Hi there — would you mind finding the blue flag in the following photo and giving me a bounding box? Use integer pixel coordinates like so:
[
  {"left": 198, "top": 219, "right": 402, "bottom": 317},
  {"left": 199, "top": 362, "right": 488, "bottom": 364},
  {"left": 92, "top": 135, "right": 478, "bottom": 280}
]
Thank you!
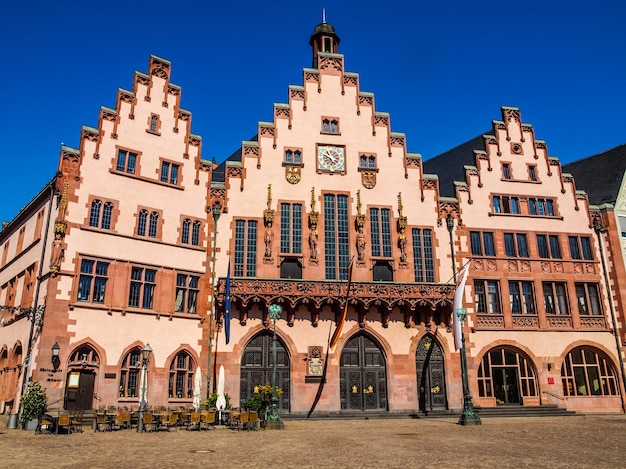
[{"left": 225, "top": 260, "right": 231, "bottom": 345}]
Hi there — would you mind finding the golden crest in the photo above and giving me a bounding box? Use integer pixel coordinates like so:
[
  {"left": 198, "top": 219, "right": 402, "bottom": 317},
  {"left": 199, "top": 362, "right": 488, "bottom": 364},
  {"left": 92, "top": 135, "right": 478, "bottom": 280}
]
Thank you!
[
  {"left": 361, "top": 170, "right": 376, "bottom": 189},
  {"left": 285, "top": 166, "right": 301, "bottom": 184}
]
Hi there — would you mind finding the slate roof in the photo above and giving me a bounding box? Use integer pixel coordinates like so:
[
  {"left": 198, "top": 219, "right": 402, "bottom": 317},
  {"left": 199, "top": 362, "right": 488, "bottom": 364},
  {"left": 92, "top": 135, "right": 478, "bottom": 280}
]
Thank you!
[
  {"left": 211, "top": 135, "right": 257, "bottom": 183},
  {"left": 422, "top": 133, "right": 488, "bottom": 198},
  {"left": 562, "top": 143, "right": 626, "bottom": 206}
]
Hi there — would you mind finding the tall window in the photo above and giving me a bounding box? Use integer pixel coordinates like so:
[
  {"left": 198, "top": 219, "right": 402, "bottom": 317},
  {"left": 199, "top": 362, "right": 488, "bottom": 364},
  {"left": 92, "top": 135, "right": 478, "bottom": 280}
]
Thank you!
[
  {"left": 89, "top": 200, "right": 113, "bottom": 229},
  {"left": 138, "top": 210, "right": 147, "bottom": 236},
  {"left": 138, "top": 210, "right": 159, "bottom": 238},
  {"left": 528, "top": 197, "right": 555, "bottom": 216},
  {"left": 234, "top": 220, "right": 257, "bottom": 277},
  {"left": 502, "top": 163, "right": 512, "bottom": 180},
  {"left": 537, "top": 234, "right": 562, "bottom": 259},
  {"left": 150, "top": 115, "right": 159, "bottom": 133},
  {"left": 191, "top": 221, "right": 201, "bottom": 246},
  {"left": 160, "top": 161, "right": 180, "bottom": 185},
  {"left": 280, "top": 203, "right": 302, "bottom": 254},
  {"left": 575, "top": 283, "right": 602, "bottom": 316},
  {"left": 412, "top": 228, "right": 434, "bottom": 282},
  {"left": 562, "top": 347, "right": 618, "bottom": 397},
  {"left": 493, "top": 195, "right": 520, "bottom": 214},
  {"left": 470, "top": 231, "right": 495, "bottom": 256},
  {"left": 528, "top": 165, "right": 538, "bottom": 181},
  {"left": 182, "top": 219, "right": 191, "bottom": 244},
  {"left": 474, "top": 280, "right": 501, "bottom": 314},
  {"left": 543, "top": 282, "right": 570, "bottom": 315},
  {"left": 116, "top": 149, "right": 137, "bottom": 174},
  {"left": 169, "top": 351, "right": 195, "bottom": 399},
  {"left": 119, "top": 349, "right": 141, "bottom": 398},
  {"left": 324, "top": 194, "right": 350, "bottom": 280},
  {"left": 129, "top": 267, "right": 156, "bottom": 309},
  {"left": 509, "top": 280, "right": 536, "bottom": 314},
  {"left": 77, "top": 259, "right": 109, "bottom": 303},
  {"left": 370, "top": 208, "right": 392, "bottom": 258},
  {"left": 569, "top": 236, "right": 593, "bottom": 260},
  {"left": 504, "top": 233, "right": 529, "bottom": 257},
  {"left": 175, "top": 274, "right": 199, "bottom": 314}
]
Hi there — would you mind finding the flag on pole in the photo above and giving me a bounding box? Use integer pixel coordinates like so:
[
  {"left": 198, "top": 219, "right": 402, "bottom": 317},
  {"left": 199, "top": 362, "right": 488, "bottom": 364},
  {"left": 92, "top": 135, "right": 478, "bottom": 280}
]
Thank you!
[
  {"left": 453, "top": 261, "right": 470, "bottom": 351},
  {"left": 224, "top": 260, "right": 231, "bottom": 345},
  {"left": 329, "top": 257, "right": 354, "bottom": 350}
]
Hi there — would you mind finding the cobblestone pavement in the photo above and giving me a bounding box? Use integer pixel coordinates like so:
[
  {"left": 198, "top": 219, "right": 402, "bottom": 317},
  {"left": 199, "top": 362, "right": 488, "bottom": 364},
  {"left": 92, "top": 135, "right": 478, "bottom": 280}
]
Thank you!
[{"left": 1, "top": 414, "right": 625, "bottom": 468}]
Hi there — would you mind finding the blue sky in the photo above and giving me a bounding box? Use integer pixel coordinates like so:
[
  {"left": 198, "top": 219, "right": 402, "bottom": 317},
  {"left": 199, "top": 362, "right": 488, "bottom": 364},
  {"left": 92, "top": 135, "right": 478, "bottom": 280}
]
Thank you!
[{"left": 1, "top": 1, "right": 624, "bottom": 223}]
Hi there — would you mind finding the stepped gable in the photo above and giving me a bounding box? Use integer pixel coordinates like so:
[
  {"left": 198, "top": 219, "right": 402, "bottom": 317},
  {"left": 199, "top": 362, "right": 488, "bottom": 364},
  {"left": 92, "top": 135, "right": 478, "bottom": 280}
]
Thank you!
[{"left": 563, "top": 143, "right": 626, "bottom": 206}]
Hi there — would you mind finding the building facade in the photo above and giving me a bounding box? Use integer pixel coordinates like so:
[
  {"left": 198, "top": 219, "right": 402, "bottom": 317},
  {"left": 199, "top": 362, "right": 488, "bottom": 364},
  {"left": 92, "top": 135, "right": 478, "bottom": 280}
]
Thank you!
[{"left": 0, "top": 21, "right": 624, "bottom": 420}]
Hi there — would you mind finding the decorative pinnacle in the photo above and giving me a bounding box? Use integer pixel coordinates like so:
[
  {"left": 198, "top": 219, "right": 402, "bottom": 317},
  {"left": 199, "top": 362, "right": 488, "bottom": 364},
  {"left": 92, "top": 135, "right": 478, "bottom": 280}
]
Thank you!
[
  {"left": 267, "top": 184, "right": 272, "bottom": 210},
  {"left": 398, "top": 193, "right": 403, "bottom": 217},
  {"left": 311, "top": 187, "right": 316, "bottom": 211},
  {"left": 357, "top": 190, "right": 362, "bottom": 216}
]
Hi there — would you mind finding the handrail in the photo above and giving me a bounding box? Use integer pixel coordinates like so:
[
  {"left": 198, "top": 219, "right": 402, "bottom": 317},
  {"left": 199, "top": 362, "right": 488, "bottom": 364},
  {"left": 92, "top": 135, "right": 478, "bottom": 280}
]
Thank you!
[{"left": 542, "top": 390, "right": 565, "bottom": 401}]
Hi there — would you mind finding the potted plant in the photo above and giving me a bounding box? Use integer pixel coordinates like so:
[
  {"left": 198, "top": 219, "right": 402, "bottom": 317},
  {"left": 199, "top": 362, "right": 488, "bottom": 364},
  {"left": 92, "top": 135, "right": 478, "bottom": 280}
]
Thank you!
[
  {"left": 203, "top": 392, "right": 231, "bottom": 409},
  {"left": 19, "top": 381, "right": 48, "bottom": 430}
]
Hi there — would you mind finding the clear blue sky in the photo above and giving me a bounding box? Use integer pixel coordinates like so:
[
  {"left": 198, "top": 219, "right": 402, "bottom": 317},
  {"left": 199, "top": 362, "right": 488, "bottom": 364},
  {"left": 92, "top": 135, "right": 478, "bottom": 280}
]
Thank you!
[{"left": 1, "top": 1, "right": 624, "bottom": 223}]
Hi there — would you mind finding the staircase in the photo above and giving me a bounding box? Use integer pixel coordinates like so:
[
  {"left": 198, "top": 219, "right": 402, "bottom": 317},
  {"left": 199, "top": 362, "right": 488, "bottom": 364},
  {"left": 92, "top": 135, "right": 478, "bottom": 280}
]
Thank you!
[{"left": 417, "top": 404, "right": 577, "bottom": 419}]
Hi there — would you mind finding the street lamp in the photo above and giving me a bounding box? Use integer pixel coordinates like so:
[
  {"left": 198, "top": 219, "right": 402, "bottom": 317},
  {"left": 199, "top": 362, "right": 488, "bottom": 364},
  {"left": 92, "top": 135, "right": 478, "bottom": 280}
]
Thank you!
[
  {"left": 137, "top": 343, "right": 153, "bottom": 433},
  {"left": 266, "top": 304, "right": 284, "bottom": 430},
  {"left": 51, "top": 342, "right": 60, "bottom": 370},
  {"left": 208, "top": 200, "right": 222, "bottom": 396},
  {"left": 447, "top": 215, "right": 481, "bottom": 426}
]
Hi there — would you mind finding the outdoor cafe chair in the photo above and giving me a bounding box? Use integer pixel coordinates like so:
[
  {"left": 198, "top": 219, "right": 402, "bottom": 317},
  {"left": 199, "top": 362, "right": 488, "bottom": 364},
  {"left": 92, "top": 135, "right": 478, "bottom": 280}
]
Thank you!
[
  {"left": 36, "top": 414, "right": 55, "bottom": 434},
  {"left": 141, "top": 412, "right": 156, "bottom": 432},
  {"left": 163, "top": 412, "right": 179, "bottom": 432},
  {"left": 247, "top": 410, "right": 260, "bottom": 430},
  {"left": 228, "top": 410, "right": 241, "bottom": 431},
  {"left": 200, "top": 410, "right": 216, "bottom": 430},
  {"left": 70, "top": 411, "right": 84, "bottom": 433},
  {"left": 187, "top": 412, "right": 201, "bottom": 431},
  {"left": 56, "top": 412, "right": 71, "bottom": 434}
]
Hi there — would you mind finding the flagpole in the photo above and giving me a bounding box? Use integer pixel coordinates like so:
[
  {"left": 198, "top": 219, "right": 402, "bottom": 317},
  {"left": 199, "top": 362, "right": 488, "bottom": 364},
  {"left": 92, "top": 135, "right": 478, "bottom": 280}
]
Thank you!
[{"left": 447, "top": 215, "right": 481, "bottom": 426}]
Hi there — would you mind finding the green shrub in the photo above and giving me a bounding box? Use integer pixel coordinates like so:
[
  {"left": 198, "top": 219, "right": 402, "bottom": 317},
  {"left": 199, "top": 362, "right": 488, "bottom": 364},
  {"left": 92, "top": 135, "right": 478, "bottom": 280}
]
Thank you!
[{"left": 19, "top": 381, "right": 47, "bottom": 429}]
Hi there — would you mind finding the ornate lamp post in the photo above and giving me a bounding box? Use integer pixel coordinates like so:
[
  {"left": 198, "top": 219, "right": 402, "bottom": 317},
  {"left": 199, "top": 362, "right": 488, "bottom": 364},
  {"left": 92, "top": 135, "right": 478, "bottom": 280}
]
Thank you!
[
  {"left": 136, "top": 343, "right": 153, "bottom": 433},
  {"left": 208, "top": 200, "right": 222, "bottom": 396},
  {"left": 266, "top": 303, "right": 284, "bottom": 430},
  {"left": 447, "top": 215, "right": 481, "bottom": 426}
]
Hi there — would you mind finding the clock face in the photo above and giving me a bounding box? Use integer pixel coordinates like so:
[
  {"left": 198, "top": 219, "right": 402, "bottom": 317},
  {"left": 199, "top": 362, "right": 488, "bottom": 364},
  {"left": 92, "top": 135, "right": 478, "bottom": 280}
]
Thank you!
[{"left": 317, "top": 146, "right": 345, "bottom": 172}]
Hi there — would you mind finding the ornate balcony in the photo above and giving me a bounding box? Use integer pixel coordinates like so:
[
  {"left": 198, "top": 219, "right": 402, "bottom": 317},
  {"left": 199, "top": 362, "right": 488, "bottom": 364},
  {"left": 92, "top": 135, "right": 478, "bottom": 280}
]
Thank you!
[{"left": 215, "top": 277, "right": 455, "bottom": 327}]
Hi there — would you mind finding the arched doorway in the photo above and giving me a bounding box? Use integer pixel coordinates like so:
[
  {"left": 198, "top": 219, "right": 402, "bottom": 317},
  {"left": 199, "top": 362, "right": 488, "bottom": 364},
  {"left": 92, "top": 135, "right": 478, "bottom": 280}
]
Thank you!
[
  {"left": 64, "top": 345, "right": 99, "bottom": 410},
  {"left": 340, "top": 333, "right": 388, "bottom": 412},
  {"left": 477, "top": 346, "right": 538, "bottom": 405},
  {"left": 415, "top": 335, "right": 447, "bottom": 412},
  {"left": 240, "top": 332, "right": 290, "bottom": 411}
]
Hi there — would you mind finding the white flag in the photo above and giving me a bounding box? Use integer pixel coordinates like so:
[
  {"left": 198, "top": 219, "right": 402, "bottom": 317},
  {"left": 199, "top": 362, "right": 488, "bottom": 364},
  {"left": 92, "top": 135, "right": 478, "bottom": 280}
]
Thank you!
[{"left": 453, "top": 262, "right": 470, "bottom": 351}]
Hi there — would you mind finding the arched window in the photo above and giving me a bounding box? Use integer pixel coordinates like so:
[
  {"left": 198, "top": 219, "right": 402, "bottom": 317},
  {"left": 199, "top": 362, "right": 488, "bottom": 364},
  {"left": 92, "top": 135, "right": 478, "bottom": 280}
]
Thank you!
[
  {"left": 285, "top": 150, "right": 293, "bottom": 164},
  {"left": 322, "top": 119, "right": 330, "bottom": 133},
  {"left": 192, "top": 221, "right": 201, "bottom": 246},
  {"left": 148, "top": 212, "right": 158, "bottom": 238},
  {"left": 119, "top": 348, "right": 141, "bottom": 398},
  {"left": 138, "top": 210, "right": 148, "bottom": 236},
  {"left": 561, "top": 346, "right": 619, "bottom": 396},
  {"left": 150, "top": 115, "right": 158, "bottom": 133},
  {"left": 477, "top": 347, "right": 538, "bottom": 405},
  {"left": 68, "top": 345, "right": 100, "bottom": 366},
  {"left": 330, "top": 120, "right": 338, "bottom": 133},
  {"left": 102, "top": 202, "right": 113, "bottom": 229},
  {"left": 89, "top": 200, "right": 102, "bottom": 227},
  {"left": 293, "top": 150, "right": 301, "bottom": 165},
  {"left": 182, "top": 219, "right": 191, "bottom": 244},
  {"left": 169, "top": 351, "right": 194, "bottom": 399}
]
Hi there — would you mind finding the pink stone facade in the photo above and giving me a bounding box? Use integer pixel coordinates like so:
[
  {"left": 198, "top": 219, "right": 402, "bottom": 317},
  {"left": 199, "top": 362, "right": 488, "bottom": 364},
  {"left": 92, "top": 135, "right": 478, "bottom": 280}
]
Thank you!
[{"left": 0, "top": 23, "right": 624, "bottom": 418}]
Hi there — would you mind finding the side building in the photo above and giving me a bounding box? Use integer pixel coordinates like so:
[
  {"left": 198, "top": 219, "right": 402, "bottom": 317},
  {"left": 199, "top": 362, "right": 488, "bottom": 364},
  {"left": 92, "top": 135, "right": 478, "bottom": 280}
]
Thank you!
[
  {"left": 425, "top": 108, "right": 625, "bottom": 413},
  {"left": 0, "top": 55, "right": 214, "bottom": 418}
]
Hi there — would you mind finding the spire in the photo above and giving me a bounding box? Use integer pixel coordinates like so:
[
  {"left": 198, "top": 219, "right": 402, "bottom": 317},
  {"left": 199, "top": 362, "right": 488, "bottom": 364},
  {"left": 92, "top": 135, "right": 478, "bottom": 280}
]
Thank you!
[{"left": 309, "top": 14, "right": 340, "bottom": 68}]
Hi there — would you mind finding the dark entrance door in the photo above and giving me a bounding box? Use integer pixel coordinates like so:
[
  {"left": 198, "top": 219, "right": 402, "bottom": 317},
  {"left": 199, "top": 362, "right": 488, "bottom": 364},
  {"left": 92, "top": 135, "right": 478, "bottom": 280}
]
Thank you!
[
  {"left": 415, "top": 335, "right": 447, "bottom": 412},
  {"left": 340, "top": 334, "right": 387, "bottom": 412},
  {"left": 240, "top": 332, "right": 290, "bottom": 411},
  {"left": 64, "top": 371, "right": 95, "bottom": 410},
  {"left": 493, "top": 367, "right": 520, "bottom": 405}
]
